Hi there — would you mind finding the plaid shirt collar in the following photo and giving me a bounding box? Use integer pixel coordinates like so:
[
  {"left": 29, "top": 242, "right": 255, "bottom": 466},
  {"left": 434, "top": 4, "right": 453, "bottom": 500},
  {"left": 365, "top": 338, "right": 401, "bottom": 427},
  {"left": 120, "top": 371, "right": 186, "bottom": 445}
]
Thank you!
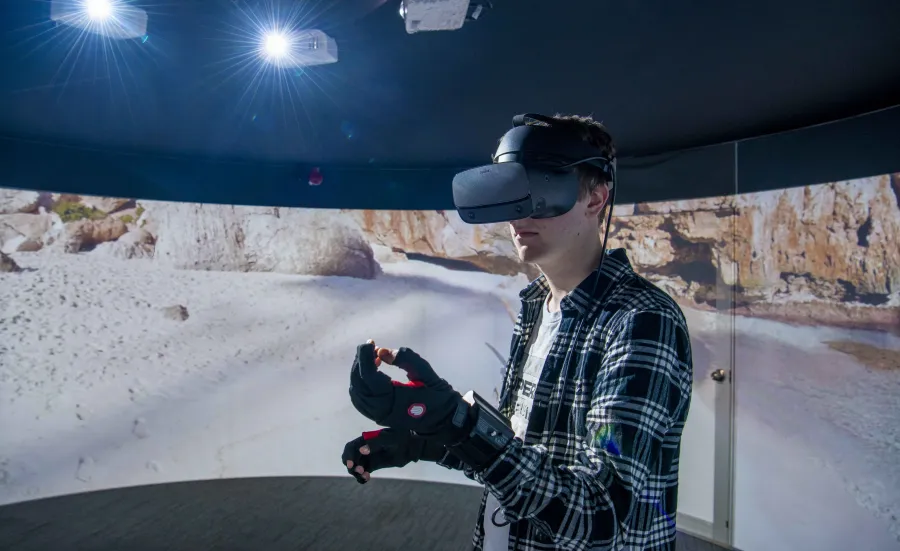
[{"left": 517, "top": 247, "right": 634, "bottom": 315}]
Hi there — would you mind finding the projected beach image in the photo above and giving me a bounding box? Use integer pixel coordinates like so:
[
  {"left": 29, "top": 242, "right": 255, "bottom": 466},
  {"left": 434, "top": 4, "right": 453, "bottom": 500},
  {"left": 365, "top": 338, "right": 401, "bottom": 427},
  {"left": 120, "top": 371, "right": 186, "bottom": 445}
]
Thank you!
[{"left": 1, "top": 174, "right": 898, "bottom": 551}]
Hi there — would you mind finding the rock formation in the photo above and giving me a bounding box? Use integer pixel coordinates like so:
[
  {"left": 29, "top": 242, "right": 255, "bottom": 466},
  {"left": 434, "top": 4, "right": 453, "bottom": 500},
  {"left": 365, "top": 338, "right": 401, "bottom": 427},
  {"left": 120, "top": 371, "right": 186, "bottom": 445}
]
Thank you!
[
  {"left": 0, "top": 189, "right": 45, "bottom": 215},
  {"left": 92, "top": 228, "right": 155, "bottom": 260},
  {"left": 0, "top": 251, "right": 21, "bottom": 273},
  {"left": 344, "top": 209, "right": 542, "bottom": 280},
  {"left": 0, "top": 212, "right": 58, "bottom": 254},
  {"left": 0, "top": 193, "right": 129, "bottom": 254},
  {"left": 161, "top": 305, "right": 190, "bottom": 321},
  {"left": 77, "top": 196, "right": 135, "bottom": 215},
  {"left": 62, "top": 218, "right": 129, "bottom": 252},
  {"left": 143, "top": 201, "right": 379, "bottom": 279}
]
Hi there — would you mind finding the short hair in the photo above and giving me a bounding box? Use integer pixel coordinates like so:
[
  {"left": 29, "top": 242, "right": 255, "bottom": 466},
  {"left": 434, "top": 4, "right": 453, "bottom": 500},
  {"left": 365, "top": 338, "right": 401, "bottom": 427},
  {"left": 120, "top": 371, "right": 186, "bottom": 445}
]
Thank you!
[{"left": 547, "top": 114, "right": 617, "bottom": 198}]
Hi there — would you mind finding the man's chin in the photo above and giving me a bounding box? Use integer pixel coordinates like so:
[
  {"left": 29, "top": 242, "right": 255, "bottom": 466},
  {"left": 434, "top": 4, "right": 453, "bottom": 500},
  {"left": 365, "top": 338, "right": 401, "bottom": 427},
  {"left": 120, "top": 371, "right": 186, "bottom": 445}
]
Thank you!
[{"left": 516, "top": 247, "right": 544, "bottom": 264}]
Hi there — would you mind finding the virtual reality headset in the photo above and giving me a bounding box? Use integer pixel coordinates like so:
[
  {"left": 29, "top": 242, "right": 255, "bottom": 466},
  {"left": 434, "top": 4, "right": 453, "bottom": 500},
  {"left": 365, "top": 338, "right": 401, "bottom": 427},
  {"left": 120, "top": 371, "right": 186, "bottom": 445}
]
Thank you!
[{"left": 452, "top": 113, "right": 616, "bottom": 225}]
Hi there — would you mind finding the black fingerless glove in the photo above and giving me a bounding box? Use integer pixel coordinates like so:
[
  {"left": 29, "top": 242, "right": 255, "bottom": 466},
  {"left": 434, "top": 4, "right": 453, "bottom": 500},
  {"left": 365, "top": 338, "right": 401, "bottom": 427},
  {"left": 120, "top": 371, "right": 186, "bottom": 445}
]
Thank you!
[
  {"left": 349, "top": 344, "right": 473, "bottom": 445},
  {"left": 341, "top": 428, "right": 449, "bottom": 484}
]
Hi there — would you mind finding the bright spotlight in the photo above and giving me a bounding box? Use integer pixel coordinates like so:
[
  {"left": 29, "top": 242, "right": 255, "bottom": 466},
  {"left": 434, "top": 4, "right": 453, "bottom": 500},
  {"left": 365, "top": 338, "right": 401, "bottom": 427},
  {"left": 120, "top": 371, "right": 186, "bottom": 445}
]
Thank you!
[
  {"left": 257, "top": 29, "right": 338, "bottom": 68},
  {"left": 263, "top": 32, "right": 291, "bottom": 60},
  {"left": 50, "top": 0, "right": 148, "bottom": 39},
  {"left": 84, "top": 0, "right": 113, "bottom": 21}
]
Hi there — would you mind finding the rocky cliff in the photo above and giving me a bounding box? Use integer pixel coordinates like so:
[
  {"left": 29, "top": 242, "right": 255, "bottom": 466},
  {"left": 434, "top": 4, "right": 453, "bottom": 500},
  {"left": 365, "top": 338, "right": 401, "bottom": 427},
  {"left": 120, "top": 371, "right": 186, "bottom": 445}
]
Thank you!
[
  {"left": 350, "top": 175, "right": 900, "bottom": 333},
  {"left": 605, "top": 174, "right": 900, "bottom": 332},
  {"left": 341, "top": 209, "right": 542, "bottom": 280},
  {"left": 0, "top": 191, "right": 379, "bottom": 279},
  {"left": 1, "top": 174, "right": 897, "bottom": 332}
]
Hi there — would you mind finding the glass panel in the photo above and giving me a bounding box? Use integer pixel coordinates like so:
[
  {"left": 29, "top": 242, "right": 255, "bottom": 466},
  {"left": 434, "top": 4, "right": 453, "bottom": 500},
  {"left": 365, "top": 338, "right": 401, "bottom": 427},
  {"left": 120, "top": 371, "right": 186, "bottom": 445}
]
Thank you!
[
  {"left": 608, "top": 193, "right": 736, "bottom": 530},
  {"left": 731, "top": 171, "right": 900, "bottom": 551}
]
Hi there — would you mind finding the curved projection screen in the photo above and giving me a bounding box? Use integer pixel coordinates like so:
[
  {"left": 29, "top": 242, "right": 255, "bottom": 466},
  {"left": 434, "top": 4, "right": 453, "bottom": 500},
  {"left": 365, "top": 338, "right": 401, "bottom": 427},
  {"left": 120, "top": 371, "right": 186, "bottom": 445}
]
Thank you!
[{"left": 1, "top": 175, "right": 899, "bottom": 551}]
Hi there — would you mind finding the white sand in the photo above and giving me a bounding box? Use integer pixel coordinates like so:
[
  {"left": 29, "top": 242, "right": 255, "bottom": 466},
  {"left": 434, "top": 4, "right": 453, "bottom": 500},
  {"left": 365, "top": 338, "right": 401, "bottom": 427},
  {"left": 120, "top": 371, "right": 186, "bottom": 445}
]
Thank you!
[
  {"left": 1, "top": 250, "right": 898, "bottom": 551},
  {"left": 731, "top": 317, "right": 900, "bottom": 551},
  {"left": 681, "top": 306, "right": 900, "bottom": 550},
  {"left": 0, "top": 251, "right": 517, "bottom": 504}
]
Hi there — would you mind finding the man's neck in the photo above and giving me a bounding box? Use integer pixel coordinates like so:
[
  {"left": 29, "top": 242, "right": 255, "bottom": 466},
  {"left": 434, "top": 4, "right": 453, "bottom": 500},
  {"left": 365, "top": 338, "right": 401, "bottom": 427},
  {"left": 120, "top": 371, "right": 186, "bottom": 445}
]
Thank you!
[{"left": 540, "top": 240, "right": 606, "bottom": 313}]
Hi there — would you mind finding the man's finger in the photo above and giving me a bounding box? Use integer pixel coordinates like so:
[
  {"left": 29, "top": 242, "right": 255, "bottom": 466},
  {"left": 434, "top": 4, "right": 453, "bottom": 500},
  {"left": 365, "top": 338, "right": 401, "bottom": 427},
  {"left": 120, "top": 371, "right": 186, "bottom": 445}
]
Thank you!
[
  {"left": 366, "top": 340, "right": 383, "bottom": 367},
  {"left": 354, "top": 343, "right": 392, "bottom": 393},
  {"left": 376, "top": 347, "right": 398, "bottom": 365},
  {"left": 342, "top": 437, "right": 363, "bottom": 463},
  {"left": 343, "top": 436, "right": 371, "bottom": 484},
  {"left": 351, "top": 470, "right": 368, "bottom": 484}
]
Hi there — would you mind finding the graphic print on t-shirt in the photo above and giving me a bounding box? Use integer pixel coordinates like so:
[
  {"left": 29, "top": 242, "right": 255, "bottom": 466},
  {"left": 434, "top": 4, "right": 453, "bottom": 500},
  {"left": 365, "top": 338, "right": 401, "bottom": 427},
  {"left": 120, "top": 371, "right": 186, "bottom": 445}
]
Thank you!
[
  {"left": 510, "top": 299, "right": 563, "bottom": 439},
  {"left": 482, "top": 296, "right": 563, "bottom": 551}
]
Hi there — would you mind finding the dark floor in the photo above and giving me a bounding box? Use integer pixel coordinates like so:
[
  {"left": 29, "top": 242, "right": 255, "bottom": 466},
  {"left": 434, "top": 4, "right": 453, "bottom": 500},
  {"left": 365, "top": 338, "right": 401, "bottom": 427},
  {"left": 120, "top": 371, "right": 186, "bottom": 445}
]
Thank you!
[{"left": 0, "top": 477, "right": 729, "bottom": 550}]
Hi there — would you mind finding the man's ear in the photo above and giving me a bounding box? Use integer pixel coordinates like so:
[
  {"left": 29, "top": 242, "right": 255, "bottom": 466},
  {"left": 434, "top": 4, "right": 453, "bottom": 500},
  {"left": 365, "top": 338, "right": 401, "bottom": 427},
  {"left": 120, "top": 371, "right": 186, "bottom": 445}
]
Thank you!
[{"left": 584, "top": 184, "right": 609, "bottom": 218}]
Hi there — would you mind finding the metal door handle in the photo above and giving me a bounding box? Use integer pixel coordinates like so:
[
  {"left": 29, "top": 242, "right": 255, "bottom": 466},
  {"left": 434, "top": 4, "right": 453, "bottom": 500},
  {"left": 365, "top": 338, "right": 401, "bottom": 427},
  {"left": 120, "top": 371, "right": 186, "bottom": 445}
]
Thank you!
[{"left": 710, "top": 369, "right": 727, "bottom": 383}]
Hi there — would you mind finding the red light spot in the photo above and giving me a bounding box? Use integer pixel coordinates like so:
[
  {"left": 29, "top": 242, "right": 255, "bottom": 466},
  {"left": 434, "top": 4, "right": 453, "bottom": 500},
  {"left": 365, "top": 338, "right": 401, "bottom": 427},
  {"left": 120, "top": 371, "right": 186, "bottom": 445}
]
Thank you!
[{"left": 308, "top": 167, "right": 323, "bottom": 186}]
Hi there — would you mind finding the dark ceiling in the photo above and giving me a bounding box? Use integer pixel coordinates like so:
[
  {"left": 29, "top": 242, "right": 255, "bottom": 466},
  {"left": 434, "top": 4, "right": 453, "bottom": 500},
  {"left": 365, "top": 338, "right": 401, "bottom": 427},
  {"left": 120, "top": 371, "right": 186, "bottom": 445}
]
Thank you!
[{"left": 0, "top": 0, "right": 899, "bottom": 167}]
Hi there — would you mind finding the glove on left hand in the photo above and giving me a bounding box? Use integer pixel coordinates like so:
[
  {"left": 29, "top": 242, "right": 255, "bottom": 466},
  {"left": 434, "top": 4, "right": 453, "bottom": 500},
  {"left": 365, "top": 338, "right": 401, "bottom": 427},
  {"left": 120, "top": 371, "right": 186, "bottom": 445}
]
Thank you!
[{"left": 341, "top": 428, "right": 449, "bottom": 485}]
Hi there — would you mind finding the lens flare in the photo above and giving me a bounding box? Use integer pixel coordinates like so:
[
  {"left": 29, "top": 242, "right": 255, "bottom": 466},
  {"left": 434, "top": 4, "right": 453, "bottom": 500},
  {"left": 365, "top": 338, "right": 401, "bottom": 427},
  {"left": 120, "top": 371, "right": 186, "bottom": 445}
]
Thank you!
[
  {"left": 594, "top": 425, "right": 620, "bottom": 455},
  {"left": 200, "top": 0, "right": 344, "bottom": 155}
]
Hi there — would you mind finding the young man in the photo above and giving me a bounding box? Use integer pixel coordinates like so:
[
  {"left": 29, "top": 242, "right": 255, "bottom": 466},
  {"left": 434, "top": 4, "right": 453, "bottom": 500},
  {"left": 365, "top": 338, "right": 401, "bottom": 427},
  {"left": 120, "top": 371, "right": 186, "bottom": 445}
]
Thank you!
[{"left": 344, "top": 114, "right": 694, "bottom": 551}]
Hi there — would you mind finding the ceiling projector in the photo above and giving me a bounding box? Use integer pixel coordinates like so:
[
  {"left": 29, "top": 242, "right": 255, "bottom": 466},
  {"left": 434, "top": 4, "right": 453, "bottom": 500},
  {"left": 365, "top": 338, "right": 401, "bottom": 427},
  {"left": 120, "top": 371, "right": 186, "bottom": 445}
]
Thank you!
[
  {"left": 399, "top": 0, "right": 490, "bottom": 34},
  {"left": 261, "top": 29, "right": 338, "bottom": 68}
]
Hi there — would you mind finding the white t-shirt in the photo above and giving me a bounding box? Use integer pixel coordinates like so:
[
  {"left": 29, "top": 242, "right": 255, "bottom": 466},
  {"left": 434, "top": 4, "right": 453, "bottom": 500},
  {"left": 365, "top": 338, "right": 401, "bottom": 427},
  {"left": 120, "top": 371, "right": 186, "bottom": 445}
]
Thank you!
[{"left": 483, "top": 296, "right": 563, "bottom": 551}]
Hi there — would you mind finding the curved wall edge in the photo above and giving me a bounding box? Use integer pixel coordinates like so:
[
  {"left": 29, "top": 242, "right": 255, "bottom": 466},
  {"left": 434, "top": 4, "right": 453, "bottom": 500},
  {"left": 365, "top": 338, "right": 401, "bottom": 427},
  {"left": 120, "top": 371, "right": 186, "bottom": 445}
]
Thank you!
[{"left": 0, "top": 105, "right": 897, "bottom": 208}]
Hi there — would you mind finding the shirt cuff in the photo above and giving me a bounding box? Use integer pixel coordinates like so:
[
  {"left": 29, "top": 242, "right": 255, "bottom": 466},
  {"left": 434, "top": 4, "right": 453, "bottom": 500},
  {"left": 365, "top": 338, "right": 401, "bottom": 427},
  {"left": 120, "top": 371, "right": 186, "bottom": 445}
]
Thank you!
[{"left": 474, "top": 437, "right": 523, "bottom": 487}]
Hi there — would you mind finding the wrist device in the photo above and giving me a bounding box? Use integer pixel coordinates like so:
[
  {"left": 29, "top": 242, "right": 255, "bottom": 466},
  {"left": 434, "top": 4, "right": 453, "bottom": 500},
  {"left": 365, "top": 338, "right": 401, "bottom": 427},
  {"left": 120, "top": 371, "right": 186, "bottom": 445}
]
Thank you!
[{"left": 444, "top": 390, "right": 515, "bottom": 471}]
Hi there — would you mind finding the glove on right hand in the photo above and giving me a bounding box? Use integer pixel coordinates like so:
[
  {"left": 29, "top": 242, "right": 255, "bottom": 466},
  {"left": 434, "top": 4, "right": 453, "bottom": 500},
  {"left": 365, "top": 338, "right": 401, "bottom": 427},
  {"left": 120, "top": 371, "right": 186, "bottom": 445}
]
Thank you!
[
  {"left": 342, "top": 428, "right": 447, "bottom": 485},
  {"left": 349, "top": 343, "right": 468, "bottom": 443}
]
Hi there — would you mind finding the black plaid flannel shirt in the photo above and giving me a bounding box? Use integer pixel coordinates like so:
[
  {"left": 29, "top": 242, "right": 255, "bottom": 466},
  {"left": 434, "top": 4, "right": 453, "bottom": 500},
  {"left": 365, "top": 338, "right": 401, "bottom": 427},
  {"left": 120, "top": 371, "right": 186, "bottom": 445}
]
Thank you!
[{"left": 439, "top": 248, "right": 694, "bottom": 551}]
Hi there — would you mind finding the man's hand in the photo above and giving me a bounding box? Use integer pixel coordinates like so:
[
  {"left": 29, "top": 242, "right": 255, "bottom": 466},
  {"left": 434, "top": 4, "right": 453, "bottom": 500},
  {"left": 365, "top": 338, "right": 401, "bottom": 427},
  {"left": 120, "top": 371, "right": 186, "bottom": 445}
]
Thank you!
[
  {"left": 348, "top": 341, "right": 472, "bottom": 443},
  {"left": 341, "top": 428, "right": 448, "bottom": 484}
]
